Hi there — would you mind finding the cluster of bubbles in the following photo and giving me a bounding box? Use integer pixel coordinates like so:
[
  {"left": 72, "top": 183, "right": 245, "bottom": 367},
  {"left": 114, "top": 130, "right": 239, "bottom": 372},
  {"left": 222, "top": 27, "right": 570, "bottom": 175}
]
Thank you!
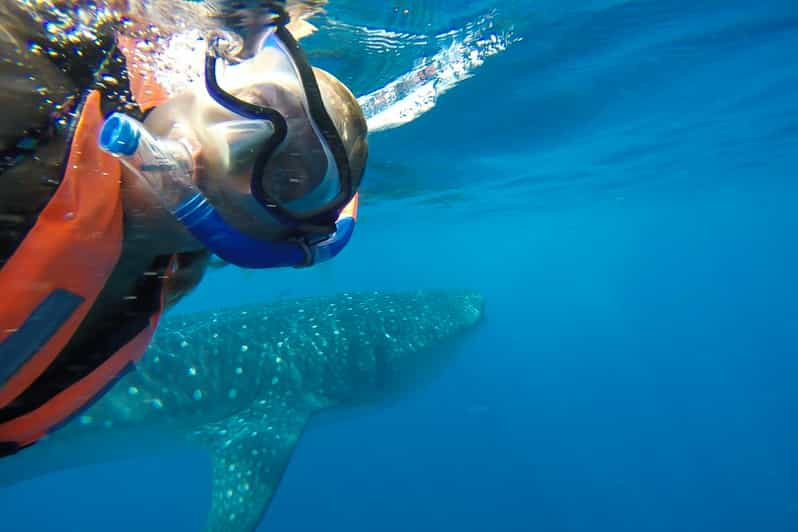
[
  {"left": 13, "top": 1, "right": 322, "bottom": 100},
  {"left": 11, "top": 1, "right": 517, "bottom": 133},
  {"left": 17, "top": 0, "right": 121, "bottom": 45},
  {"left": 13, "top": 0, "right": 225, "bottom": 112},
  {"left": 358, "top": 10, "right": 520, "bottom": 132}
]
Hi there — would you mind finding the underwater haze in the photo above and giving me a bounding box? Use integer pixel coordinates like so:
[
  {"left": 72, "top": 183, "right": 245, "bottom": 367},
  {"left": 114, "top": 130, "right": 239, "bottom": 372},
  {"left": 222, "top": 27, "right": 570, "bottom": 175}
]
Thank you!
[{"left": 2, "top": 0, "right": 798, "bottom": 531}]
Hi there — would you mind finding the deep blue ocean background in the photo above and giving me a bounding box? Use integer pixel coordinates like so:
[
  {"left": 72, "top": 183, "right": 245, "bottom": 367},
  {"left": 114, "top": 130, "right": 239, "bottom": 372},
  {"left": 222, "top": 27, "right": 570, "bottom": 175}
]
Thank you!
[{"left": 2, "top": 0, "right": 798, "bottom": 530}]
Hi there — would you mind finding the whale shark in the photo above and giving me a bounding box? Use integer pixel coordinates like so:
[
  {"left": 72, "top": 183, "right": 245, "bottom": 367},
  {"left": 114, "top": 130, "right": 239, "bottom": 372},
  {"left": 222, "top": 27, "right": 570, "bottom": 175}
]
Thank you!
[{"left": 0, "top": 289, "right": 484, "bottom": 531}]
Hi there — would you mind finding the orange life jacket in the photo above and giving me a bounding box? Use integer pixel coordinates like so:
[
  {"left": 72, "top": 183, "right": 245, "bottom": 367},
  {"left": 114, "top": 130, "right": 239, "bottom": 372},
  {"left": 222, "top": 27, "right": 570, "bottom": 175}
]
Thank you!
[{"left": 0, "top": 41, "right": 171, "bottom": 455}]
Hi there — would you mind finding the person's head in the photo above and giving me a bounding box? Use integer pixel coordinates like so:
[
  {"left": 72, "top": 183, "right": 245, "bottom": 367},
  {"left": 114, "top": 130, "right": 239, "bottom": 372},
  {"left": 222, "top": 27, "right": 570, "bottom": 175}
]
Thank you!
[{"left": 142, "top": 27, "right": 367, "bottom": 245}]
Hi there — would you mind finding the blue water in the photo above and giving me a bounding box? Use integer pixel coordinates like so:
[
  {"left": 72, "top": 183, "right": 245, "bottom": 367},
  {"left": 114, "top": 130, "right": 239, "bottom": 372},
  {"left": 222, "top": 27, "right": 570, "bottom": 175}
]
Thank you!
[{"left": 3, "top": 0, "right": 798, "bottom": 530}]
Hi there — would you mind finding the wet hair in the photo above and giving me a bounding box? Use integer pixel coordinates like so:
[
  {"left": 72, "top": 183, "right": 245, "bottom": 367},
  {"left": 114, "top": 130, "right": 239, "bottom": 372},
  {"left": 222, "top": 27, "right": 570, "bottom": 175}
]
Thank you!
[{"left": 313, "top": 68, "right": 369, "bottom": 192}]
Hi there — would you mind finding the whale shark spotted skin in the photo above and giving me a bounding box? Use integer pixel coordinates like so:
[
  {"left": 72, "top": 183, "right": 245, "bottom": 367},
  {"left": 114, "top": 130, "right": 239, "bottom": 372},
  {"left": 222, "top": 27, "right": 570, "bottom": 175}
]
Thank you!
[{"left": 0, "top": 290, "right": 484, "bottom": 531}]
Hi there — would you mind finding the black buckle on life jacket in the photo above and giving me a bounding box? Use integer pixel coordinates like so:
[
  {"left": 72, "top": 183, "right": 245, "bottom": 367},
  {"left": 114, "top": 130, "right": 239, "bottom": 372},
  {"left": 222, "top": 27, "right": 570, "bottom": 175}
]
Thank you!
[
  {"left": 0, "top": 132, "right": 45, "bottom": 176},
  {"left": 0, "top": 440, "right": 23, "bottom": 458}
]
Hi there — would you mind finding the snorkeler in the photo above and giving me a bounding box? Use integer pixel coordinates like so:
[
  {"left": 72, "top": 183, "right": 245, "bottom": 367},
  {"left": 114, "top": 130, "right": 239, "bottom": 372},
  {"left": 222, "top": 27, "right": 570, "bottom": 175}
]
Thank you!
[{"left": 0, "top": 1, "right": 367, "bottom": 455}]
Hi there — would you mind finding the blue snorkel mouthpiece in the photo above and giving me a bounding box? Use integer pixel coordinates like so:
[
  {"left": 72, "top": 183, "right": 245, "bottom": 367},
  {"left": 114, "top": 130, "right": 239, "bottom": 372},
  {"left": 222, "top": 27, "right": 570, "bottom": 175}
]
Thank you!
[
  {"left": 98, "top": 113, "right": 354, "bottom": 268},
  {"left": 99, "top": 114, "right": 140, "bottom": 156}
]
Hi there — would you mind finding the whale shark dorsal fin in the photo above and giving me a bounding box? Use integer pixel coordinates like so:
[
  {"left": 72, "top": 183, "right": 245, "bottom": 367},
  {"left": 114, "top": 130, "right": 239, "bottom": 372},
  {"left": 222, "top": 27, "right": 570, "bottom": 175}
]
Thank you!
[{"left": 189, "top": 405, "right": 311, "bottom": 531}]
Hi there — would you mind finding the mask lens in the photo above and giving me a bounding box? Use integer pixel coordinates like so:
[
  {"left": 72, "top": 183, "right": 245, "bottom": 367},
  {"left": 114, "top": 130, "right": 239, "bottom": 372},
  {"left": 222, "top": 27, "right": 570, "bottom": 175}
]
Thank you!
[{"left": 208, "top": 31, "right": 344, "bottom": 219}]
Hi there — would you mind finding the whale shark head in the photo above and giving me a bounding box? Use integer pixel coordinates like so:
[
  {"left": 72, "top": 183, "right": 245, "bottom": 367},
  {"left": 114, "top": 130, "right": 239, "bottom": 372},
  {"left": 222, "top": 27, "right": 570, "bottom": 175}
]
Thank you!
[
  {"left": 295, "top": 289, "right": 485, "bottom": 407},
  {"left": 0, "top": 289, "right": 484, "bottom": 532}
]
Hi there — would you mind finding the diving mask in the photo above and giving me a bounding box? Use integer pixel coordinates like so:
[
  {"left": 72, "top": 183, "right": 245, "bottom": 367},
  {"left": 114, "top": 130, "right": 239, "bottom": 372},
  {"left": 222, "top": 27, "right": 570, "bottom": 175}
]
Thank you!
[
  {"left": 99, "top": 113, "right": 356, "bottom": 269},
  {"left": 204, "top": 24, "right": 353, "bottom": 229}
]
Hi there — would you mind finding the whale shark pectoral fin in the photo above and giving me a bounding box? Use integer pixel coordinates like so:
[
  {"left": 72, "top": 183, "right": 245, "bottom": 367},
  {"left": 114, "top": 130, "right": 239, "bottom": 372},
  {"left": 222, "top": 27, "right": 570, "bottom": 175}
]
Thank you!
[{"left": 189, "top": 406, "right": 311, "bottom": 532}]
